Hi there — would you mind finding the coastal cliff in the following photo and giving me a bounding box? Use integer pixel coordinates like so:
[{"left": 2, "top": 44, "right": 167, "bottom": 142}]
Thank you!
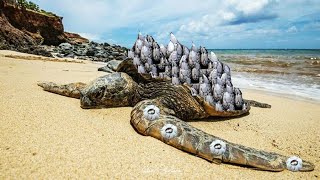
[{"left": 0, "top": 0, "right": 88, "bottom": 51}]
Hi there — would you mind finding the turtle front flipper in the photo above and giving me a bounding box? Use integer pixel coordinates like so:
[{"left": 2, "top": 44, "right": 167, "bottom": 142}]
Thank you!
[
  {"left": 131, "top": 98, "right": 314, "bottom": 172},
  {"left": 38, "top": 82, "right": 86, "bottom": 99}
]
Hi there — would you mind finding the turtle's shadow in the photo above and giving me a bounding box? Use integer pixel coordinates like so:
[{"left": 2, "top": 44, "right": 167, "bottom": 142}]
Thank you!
[{"left": 187, "top": 112, "right": 250, "bottom": 123}]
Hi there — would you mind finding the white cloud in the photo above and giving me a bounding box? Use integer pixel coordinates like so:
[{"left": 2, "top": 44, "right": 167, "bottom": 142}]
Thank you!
[
  {"left": 33, "top": 0, "right": 320, "bottom": 48},
  {"left": 286, "top": 26, "right": 298, "bottom": 33},
  {"left": 77, "top": 33, "right": 102, "bottom": 42}
]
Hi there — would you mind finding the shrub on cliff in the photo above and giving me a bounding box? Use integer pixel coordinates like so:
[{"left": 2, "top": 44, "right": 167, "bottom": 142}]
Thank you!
[{"left": 13, "top": 0, "right": 55, "bottom": 16}]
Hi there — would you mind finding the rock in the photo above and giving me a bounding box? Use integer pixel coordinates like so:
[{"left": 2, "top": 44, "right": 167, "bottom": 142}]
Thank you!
[
  {"left": 86, "top": 49, "right": 95, "bottom": 56},
  {"left": 0, "top": 1, "right": 88, "bottom": 55},
  {"left": 64, "top": 32, "right": 89, "bottom": 44},
  {"left": 20, "top": 45, "right": 52, "bottom": 57},
  {"left": 59, "top": 43, "right": 73, "bottom": 52}
]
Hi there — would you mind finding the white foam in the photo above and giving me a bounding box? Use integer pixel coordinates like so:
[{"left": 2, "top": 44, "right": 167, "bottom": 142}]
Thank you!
[{"left": 232, "top": 72, "right": 320, "bottom": 102}]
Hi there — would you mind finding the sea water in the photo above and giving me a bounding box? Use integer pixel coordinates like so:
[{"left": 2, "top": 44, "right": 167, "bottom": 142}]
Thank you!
[{"left": 209, "top": 49, "right": 320, "bottom": 102}]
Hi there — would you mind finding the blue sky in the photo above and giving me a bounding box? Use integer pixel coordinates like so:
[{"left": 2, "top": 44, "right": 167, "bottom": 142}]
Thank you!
[{"left": 33, "top": 0, "right": 320, "bottom": 49}]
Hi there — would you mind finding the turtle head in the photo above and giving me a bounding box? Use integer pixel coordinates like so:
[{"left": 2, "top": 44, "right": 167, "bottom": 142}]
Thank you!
[{"left": 80, "top": 72, "right": 137, "bottom": 109}]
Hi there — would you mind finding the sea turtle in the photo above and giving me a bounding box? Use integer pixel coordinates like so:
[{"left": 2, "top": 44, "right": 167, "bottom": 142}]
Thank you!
[{"left": 38, "top": 33, "right": 314, "bottom": 172}]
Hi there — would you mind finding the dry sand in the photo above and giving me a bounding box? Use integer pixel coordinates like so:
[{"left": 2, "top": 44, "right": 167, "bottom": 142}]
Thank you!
[{"left": 0, "top": 50, "right": 319, "bottom": 179}]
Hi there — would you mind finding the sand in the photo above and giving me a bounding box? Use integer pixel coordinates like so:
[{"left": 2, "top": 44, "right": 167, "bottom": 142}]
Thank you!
[{"left": 0, "top": 50, "right": 319, "bottom": 179}]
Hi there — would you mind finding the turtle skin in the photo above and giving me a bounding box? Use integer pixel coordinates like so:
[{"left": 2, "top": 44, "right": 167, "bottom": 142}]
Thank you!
[{"left": 37, "top": 59, "right": 314, "bottom": 172}]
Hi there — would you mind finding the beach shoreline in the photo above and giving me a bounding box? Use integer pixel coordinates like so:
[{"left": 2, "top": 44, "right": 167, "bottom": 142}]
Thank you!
[{"left": 0, "top": 50, "right": 319, "bottom": 179}]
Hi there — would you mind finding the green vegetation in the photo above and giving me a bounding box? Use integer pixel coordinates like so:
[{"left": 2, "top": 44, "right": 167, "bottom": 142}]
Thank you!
[{"left": 12, "top": 0, "right": 56, "bottom": 16}]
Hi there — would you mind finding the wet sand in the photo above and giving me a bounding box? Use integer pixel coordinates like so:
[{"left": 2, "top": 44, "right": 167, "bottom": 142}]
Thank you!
[{"left": 0, "top": 50, "right": 319, "bottom": 179}]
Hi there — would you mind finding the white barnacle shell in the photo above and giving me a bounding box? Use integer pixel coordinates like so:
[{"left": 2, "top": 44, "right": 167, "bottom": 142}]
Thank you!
[
  {"left": 192, "top": 83, "right": 200, "bottom": 91},
  {"left": 228, "top": 104, "right": 235, "bottom": 111},
  {"left": 160, "top": 44, "right": 167, "bottom": 57},
  {"left": 144, "top": 63, "right": 151, "bottom": 72},
  {"left": 216, "top": 61, "right": 223, "bottom": 75},
  {"left": 151, "top": 64, "right": 158, "bottom": 75},
  {"left": 135, "top": 39, "right": 143, "bottom": 54},
  {"left": 200, "top": 52, "right": 209, "bottom": 67},
  {"left": 215, "top": 101, "right": 223, "bottom": 112},
  {"left": 138, "top": 65, "right": 146, "bottom": 74},
  {"left": 224, "top": 64, "right": 230, "bottom": 74},
  {"left": 188, "top": 50, "right": 197, "bottom": 68},
  {"left": 153, "top": 47, "right": 161, "bottom": 62},
  {"left": 161, "top": 124, "right": 178, "bottom": 140},
  {"left": 191, "top": 67, "right": 200, "bottom": 81},
  {"left": 190, "top": 87, "right": 198, "bottom": 96},
  {"left": 209, "top": 69, "right": 218, "bottom": 84},
  {"left": 179, "top": 54, "right": 187, "bottom": 63},
  {"left": 140, "top": 45, "right": 150, "bottom": 63},
  {"left": 180, "top": 63, "right": 189, "bottom": 71},
  {"left": 172, "top": 66, "right": 180, "bottom": 76},
  {"left": 220, "top": 73, "right": 227, "bottom": 86},
  {"left": 209, "top": 52, "right": 218, "bottom": 62},
  {"left": 223, "top": 92, "right": 232, "bottom": 110},
  {"left": 169, "top": 51, "right": 178, "bottom": 63},
  {"left": 235, "top": 88, "right": 243, "bottom": 109},
  {"left": 133, "top": 57, "right": 141, "bottom": 66},
  {"left": 286, "top": 156, "right": 303, "bottom": 172},
  {"left": 191, "top": 42, "right": 197, "bottom": 52},
  {"left": 226, "top": 80, "right": 233, "bottom": 94},
  {"left": 202, "top": 74, "right": 209, "bottom": 84},
  {"left": 138, "top": 31, "right": 144, "bottom": 40},
  {"left": 205, "top": 95, "right": 214, "bottom": 105},
  {"left": 176, "top": 43, "right": 183, "bottom": 58},
  {"left": 128, "top": 50, "right": 134, "bottom": 59},
  {"left": 172, "top": 76, "right": 180, "bottom": 85},
  {"left": 199, "top": 82, "right": 211, "bottom": 97},
  {"left": 210, "top": 139, "right": 226, "bottom": 155},
  {"left": 167, "top": 41, "right": 175, "bottom": 54},
  {"left": 185, "top": 77, "right": 191, "bottom": 84},
  {"left": 170, "top": 32, "right": 178, "bottom": 44},
  {"left": 143, "top": 105, "right": 160, "bottom": 121},
  {"left": 213, "top": 83, "right": 223, "bottom": 101},
  {"left": 183, "top": 45, "right": 189, "bottom": 57}
]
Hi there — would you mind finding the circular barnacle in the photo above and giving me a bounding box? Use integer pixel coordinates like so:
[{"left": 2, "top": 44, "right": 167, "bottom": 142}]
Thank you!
[
  {"left": 286, "top": 156, "right": 302, "bottom": 172},
  {"left": 210, "top": 139, "right": 226, "bottom": 155},
  {"left": 143, "top": 105, "right": 160, "bottom": 121},
  {"left": 161, "top": 124, "right": 178, "bottom": 139}
]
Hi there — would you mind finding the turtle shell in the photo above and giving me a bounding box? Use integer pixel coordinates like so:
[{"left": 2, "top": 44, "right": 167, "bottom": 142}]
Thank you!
[{"left": 116, "top": 58, "right": 250, "bottom": 117}]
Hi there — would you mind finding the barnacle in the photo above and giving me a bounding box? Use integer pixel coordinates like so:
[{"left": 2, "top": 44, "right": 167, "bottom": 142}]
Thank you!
[
  {"left": 210, "top": 139, "right": 226, "bottom": 155},
  {"left": 286, "top": 156, "right": 302, "bottom": 172},
  {"left": 143, "top": 105, "right": 160, "bottom": 121},
  {"left": 161, "top": 124, "right": 178, "bottom": 139}
]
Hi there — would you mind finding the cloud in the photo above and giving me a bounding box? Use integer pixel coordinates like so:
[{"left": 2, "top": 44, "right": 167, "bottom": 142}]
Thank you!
[
  {"left": 286, "top": 26, "right": 298, "bottom": 33},
  {"left": 176, "top": 0, "right": 278, "bottom": 36},
  {"left": 227, "top": 13, "right": 277, "bottom": 25},
  {"left": 77, "top": 33, "right": 102, "bottom": 42},
  {"left": 33, "top": 0, "right": 320, "bottom": 48}
]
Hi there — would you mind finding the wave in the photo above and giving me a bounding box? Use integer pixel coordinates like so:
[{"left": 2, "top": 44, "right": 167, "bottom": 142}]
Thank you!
[{"left": 233, "top": 67, "right": 319, "bottom": 77}]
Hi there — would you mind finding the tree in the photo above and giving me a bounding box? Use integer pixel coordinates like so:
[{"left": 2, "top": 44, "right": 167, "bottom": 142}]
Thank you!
[
  {"left": 27, "top": 1, "right": 39, "bottom": 11},
  {"left": 17, "top": 0, "right": 27, "bottom": 7}
]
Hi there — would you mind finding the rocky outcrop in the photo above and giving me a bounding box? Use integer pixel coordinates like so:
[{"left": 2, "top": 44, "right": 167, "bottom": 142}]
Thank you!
[
  {"left": 47, "top": 42, "right": 128, "bottom": 62},
  {"left": 64, "top": 32, "right": 89, "bottom": 45},
  {"left": 0, "top": 1, "right": 88, "bottom": 56},
  {"left": 0, "top": 1, "right": 128, "bottom": 62}
]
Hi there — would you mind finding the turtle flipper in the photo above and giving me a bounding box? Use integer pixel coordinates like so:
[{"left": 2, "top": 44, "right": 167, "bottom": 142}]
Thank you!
[
  {"left": 244, "top": 99, "right": 271, "bottom": 108},
  {"left": 37, "top": 81, "right": 86, "bottom": 99},
  {"left": 131, "top": 98, "right": 314, "bottom": 172}
]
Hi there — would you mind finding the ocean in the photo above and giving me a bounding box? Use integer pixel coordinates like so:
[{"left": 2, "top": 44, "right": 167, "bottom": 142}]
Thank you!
[{"left": 209, "top": 49, "right": 320, "bottom": 102}]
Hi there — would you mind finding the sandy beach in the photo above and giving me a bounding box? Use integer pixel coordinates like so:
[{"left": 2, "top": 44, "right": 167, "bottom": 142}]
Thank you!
[{"left": 0, "top": 50, "right": 319, "bottom": 179}]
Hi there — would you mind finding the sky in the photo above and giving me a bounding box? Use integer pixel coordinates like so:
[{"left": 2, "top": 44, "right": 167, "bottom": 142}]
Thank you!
[{"left": 33, "top": 0, "right": 320, "bottom": 49}]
